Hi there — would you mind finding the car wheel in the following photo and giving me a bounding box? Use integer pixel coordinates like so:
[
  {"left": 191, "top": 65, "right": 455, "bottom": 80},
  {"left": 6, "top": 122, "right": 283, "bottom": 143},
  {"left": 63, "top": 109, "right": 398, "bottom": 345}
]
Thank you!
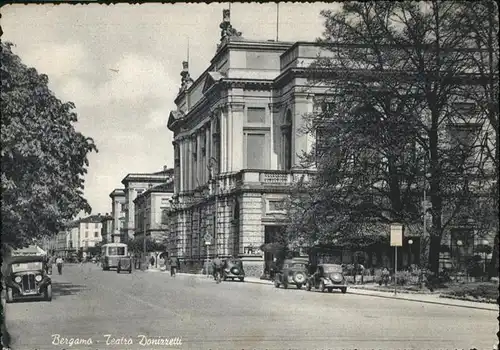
[
  {"left": 283, "top": 282, "right": 288, "bottom": 289},
  {"left": 239, "top": 277, "right": 244, "bottom": 282},
  {"left": 223, "top": 276, "right": 227, "bottom": 281},
  {"left": 319, "top": 280, "right": 326, "bottom": 292},
  {"left": 6, "top": 287, "right": 14, "bottom": 303},
  {"left": 274, "top": 279, "right": 280, "bottom": 288},
  {"left": 306, "top": 281, "right": 312, "bottom": 291},
  {"left": 341, "top": 287, "right": 347, "bottom": 294},
  {"left": 45, "top": 284, "right": 52, "bottom": 301},
  {"left": 328, "top": 288, "right": 333, "bottom": 293},
  {"left": 296, "top": 283, "right": 302, "bottom": 289},
  {"left": 117, "top": 267, "right": 121, "bottom": 273}
]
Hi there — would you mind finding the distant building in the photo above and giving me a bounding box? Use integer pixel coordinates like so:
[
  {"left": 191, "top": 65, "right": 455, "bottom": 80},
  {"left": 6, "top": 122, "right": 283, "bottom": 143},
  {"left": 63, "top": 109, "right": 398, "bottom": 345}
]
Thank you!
[
  {"left": 101, "top": 213, "right": 114, "bottom": 244},
  {"left": 121, "top": 166, "right": 174, "bottom": 241},
  {"left": 109, "top": 189, "right": 126, "bottom": 243},
  {"left": 133, "top": 181, "right": 174, "bottom": 244}
]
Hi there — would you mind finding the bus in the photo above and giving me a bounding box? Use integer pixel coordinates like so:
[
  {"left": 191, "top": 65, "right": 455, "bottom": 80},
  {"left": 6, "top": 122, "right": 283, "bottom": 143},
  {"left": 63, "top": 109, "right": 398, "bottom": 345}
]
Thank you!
[{"left": 101, "top": 243, "right": 128, "bottom": 271}]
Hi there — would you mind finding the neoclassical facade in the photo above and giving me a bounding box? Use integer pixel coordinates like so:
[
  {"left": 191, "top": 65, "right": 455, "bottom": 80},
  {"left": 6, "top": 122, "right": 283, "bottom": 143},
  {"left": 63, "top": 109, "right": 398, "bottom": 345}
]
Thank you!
[
  {"left": 167, "top": 11, "right": 327, "bottom": 276},
  {"left": 120, "top": 167, "right": 174, "bottom": 242}
]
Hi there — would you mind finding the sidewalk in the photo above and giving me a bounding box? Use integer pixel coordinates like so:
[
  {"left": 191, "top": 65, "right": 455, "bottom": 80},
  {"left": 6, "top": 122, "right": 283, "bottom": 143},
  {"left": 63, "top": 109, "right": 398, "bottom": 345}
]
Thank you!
[{"left": 147, "top": 269, "right": 498, "bottom": 311}]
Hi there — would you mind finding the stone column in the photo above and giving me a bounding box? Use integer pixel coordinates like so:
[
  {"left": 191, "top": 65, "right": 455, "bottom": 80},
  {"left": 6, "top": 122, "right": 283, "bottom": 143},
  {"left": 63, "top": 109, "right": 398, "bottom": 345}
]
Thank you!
[
  {"left": 292, "top": 93, "right": 313, "bottom": 168},
  {"left": 220, "top": 108, "right": 227, "bottom": 173},
  {"left": 229, "top": 103, "right": 245, "bottom": 172}
]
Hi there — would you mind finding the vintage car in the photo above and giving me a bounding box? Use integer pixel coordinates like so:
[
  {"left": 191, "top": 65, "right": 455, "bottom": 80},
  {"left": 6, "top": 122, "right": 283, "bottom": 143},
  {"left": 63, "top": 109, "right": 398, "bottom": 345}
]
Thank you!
[
  {"left": 306, "top": 263, "right": 347, "bottom": 293},
  {"left": 222, "top": 258, "right": 245, "bottom": 282},
  {"left": 101, "top": 243, "right": 129, "bottom": 271},
  {"left": 274, "top": 258, "right": 308, "bottom": 289},
  {"left": 117, "top": 256, "right": 132, "bottom": 274},
  {"left": 4, "top": 255, "right": 52, "bottom": 303}
]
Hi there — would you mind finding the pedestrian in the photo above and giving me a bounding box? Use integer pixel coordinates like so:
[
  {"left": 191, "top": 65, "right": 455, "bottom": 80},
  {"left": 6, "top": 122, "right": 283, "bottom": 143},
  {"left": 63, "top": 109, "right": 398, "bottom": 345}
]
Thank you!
[
  {"left": 150, "top": 255, "right": 155, "bottom": 267},
  {"left": 56, "top": 256, "right": 63, "bottom": 275},
  {"left": 169, "top": 255, "right": 179, "bottom": 277}
]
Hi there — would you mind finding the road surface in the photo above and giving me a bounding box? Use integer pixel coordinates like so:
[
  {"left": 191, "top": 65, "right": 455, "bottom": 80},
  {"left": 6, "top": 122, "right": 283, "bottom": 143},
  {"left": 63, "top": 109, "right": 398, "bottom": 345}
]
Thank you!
[{"left": 4, "top": 263, "right": 498, "bottom": 350}]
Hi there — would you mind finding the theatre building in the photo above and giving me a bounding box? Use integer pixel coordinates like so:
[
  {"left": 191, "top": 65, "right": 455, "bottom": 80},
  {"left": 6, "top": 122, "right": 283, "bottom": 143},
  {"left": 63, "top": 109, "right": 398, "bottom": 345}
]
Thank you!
[{"left": 167, "top": 11, "right": 326, "bottom": 277}]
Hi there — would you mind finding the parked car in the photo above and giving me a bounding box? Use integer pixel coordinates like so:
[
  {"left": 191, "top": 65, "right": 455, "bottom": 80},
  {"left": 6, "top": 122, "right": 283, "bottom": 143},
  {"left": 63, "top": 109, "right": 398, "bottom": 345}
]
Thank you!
[
  {"left": 4, "top": 255, "right": 52, "bottom": 303},
  {"left": 117, "top": 256, "right": 132, "bottom": 274},
  {"left": 274, "top": 258, "right": 308, "bottom": 289},
  {"left": 306, "top": 263, "right": 347, "bottom": 293},
  {"left": 222, "top": 258, "right": 245, "bottom": 282}
]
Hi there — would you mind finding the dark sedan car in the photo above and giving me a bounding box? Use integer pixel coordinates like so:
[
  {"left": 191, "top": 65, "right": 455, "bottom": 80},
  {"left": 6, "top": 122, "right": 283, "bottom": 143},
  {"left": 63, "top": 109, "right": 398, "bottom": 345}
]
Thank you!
[
  {"left": 274, "top": 258, "right": 308, "bottom": 289},
  {"left": 4, "top": 255, "right": 52, "bottom": 302},
  {"left": 222, "top": 258, "right": 245, "bottom": 282},
  {"left": 306, "top": 263, "right": 347, "bottom": 293}
]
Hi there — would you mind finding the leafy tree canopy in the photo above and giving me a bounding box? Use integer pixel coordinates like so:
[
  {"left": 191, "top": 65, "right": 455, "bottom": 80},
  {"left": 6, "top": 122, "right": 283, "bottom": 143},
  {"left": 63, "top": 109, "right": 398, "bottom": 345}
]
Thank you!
[
  {"left": 286, "top": 1, "right": 498, "bottom": 273},
  {"left": 1, "top": 42, "right": 98, "bottom": 248}
]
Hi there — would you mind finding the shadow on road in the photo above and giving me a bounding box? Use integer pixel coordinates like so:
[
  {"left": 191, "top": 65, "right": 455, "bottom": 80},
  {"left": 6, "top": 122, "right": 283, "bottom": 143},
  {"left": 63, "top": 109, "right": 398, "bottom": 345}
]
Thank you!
[{"left": 52, "top": 282, "right": 87, "bottom": 297}]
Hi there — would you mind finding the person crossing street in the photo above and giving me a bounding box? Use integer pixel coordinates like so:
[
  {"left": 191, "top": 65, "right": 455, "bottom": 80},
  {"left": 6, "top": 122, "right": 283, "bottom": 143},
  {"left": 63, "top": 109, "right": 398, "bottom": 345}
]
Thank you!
[
  {"left": 169, "top": 255, "right": 179, "bottom": 277},
  {"left": 212, "top": 255, "right": 223, "bottom": 282}
]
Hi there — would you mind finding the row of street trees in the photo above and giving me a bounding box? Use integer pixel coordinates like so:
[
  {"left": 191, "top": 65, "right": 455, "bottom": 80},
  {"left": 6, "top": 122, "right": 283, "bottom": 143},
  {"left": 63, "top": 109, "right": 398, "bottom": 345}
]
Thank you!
[
  {"left": 1, "top": 42, "right": 98, "bottom": 248},
  {"left": 286, "top": 1, "right": 498, "bottom": 274}
]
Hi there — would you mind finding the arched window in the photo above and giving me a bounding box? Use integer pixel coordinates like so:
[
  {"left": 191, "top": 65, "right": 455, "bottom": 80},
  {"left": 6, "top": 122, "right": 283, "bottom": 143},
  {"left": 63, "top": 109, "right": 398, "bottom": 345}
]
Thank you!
[{"left": 281, "top": 110, "right": 293, "bottom": 170}]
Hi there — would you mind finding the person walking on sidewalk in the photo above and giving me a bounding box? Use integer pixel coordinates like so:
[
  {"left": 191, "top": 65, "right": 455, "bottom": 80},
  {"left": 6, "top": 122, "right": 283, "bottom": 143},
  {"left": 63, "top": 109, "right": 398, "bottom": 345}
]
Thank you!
[{"left": 56, "top": 256, "right": 64, "bottom": 275}]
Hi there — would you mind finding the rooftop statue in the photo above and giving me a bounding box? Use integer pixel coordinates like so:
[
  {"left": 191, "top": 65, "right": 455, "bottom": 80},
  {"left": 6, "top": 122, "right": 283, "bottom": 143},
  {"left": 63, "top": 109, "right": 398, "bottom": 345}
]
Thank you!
[{"left": 219, "top": 9, "right": 242, "bottom": 41}]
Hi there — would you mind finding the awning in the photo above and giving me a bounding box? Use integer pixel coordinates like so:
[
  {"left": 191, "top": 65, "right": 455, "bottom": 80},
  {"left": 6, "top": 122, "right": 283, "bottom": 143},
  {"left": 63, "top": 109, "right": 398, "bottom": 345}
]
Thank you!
[{"left": 11, "top": 245, "right": 47, "bottom": 256}]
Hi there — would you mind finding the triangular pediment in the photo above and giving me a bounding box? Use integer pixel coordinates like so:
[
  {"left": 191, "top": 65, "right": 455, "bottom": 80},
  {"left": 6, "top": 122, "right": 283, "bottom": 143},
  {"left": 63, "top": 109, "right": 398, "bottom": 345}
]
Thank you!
[{"left": 202, "top": 71, "right": 225, "bottom": 93}]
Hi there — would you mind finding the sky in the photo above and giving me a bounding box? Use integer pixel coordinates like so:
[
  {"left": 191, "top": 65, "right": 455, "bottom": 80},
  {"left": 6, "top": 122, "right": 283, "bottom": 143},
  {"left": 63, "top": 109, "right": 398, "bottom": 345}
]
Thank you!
[{"left": 2, "top": 2, "right": 338, "bottom": 217}]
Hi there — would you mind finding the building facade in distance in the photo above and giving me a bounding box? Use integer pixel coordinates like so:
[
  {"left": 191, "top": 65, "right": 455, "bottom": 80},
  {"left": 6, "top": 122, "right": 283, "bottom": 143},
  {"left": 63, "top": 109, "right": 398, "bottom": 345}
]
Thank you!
[
  {"left": 133, "top": 181, "right": 174, "bottom": 243},
  {"left": 109, "top": 189, "right": 126, "bottom": 243},
  {"left": 101, "top": 214, "right": 114, "bottom": 244},
  {"left": 121, "top": 167, "right": 174, "bottom": 241}
]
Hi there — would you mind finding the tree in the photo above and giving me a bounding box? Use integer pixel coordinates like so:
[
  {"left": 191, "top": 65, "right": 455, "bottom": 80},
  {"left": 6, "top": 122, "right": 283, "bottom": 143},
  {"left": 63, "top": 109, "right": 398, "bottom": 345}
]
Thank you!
[
  {"left": 1, "top": 42, "right": 98, "bottom": 248},
  {"left": 287, "top": 2, "right": 498, "bottom": 273},
  {"left": 127, "top": 236, "right": 166, "bottom": 255},
  {"left": 451, "top": 1, "right": 499, "bottom": 279}
]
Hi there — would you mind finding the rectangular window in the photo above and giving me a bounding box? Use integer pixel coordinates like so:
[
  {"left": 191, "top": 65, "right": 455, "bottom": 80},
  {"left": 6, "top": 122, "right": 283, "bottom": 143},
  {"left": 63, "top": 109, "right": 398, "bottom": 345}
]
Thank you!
[
  {"left": 85, "top": 232, "right": 88, "bottom": 238},
  {"left": 94, "top": 232, "right": 99, "bottom": 238},
  {"left": 268, "top": 200, "right": 286, "bottom": 212},
  {"left": 161, "top": 208, "right": 169, "bottom": 225},
  {"left": 245, "top": 133, "right": 266, "bottom": 169},
  {"left": 246, "top": 107, "right": 266, "bottom": 124},
  {"left": 85, "top": 223, "right": 89, "bottom": 229},
  {"left": 95, "top": 223, "right": 99, "bottom": 229}
]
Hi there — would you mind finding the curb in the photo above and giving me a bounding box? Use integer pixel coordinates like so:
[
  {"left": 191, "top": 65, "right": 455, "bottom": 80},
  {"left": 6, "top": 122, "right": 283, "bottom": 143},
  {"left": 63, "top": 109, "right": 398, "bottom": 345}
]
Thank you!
[
  {"left": 346, "top": 290, "right": 498, "bottom": 311},
  {"left": 142, "top": 271, "right": 497, "bottom": 311},
  {"left": 176, "top": 273, "right": 497, "bottom": 310}
]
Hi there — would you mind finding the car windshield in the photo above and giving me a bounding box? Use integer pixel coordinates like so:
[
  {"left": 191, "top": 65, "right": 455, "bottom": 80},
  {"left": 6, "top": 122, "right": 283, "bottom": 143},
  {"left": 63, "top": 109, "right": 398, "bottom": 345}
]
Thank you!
[
  {"left": 108, "top": 247, "right": 126, "bottom": 256},
  {"left": 11, "top": 262, "right": 43, "bottom": 272},
  {"left": 284, "top": 263, "right": 305, "bottom": 269},
  {"left": 323, "top": 265, "right": 342, "bottom": 273}
]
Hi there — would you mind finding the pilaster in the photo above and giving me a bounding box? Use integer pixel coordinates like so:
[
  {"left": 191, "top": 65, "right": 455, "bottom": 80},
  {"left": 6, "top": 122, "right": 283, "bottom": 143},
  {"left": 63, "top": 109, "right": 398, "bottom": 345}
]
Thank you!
[
  {"left": 229, "top": 103, "right": 245, "bottom": 172},
  {"left": 293, "top": 93, "right": 313, "bottom": 168},
  {"left": 240, "top": 192, "right": 264, "bottom": 252}
]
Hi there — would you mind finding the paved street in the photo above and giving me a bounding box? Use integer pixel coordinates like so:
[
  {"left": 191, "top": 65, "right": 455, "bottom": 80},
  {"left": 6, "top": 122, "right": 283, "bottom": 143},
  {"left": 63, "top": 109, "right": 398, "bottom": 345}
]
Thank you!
[{"left": 4, "top": 263, "right": 498, "bottom": 350}]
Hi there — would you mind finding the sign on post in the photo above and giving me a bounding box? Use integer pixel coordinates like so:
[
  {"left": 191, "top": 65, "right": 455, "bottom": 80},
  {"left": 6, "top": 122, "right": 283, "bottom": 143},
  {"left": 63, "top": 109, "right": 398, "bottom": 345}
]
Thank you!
[
  {"left": 390, "top": 223, "right": 403, "bottom": 295},
  {"left": 390, "top": 224, "right": 403, "bottom": 247},
  {"left": 204, "top": 233, "right": 213, "bottom": 245}
]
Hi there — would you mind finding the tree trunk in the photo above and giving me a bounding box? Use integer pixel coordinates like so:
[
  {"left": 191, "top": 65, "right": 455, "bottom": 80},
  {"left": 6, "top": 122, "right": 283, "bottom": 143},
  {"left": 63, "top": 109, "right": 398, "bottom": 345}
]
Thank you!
[{"left": 428, "top": 235, "right": 442, "bottom": 274}]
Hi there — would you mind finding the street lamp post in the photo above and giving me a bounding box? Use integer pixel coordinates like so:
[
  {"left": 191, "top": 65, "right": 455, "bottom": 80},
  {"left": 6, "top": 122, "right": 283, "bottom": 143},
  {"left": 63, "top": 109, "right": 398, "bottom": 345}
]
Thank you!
[
  {"left": 408, "top": 239, "right": 413, "bottom": 266},
  {"left": 456, "top": 240, "right": 463, "bottom": 282},
  {"left": 481, "top": 239, "right": 489, "bottom": 281}
]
